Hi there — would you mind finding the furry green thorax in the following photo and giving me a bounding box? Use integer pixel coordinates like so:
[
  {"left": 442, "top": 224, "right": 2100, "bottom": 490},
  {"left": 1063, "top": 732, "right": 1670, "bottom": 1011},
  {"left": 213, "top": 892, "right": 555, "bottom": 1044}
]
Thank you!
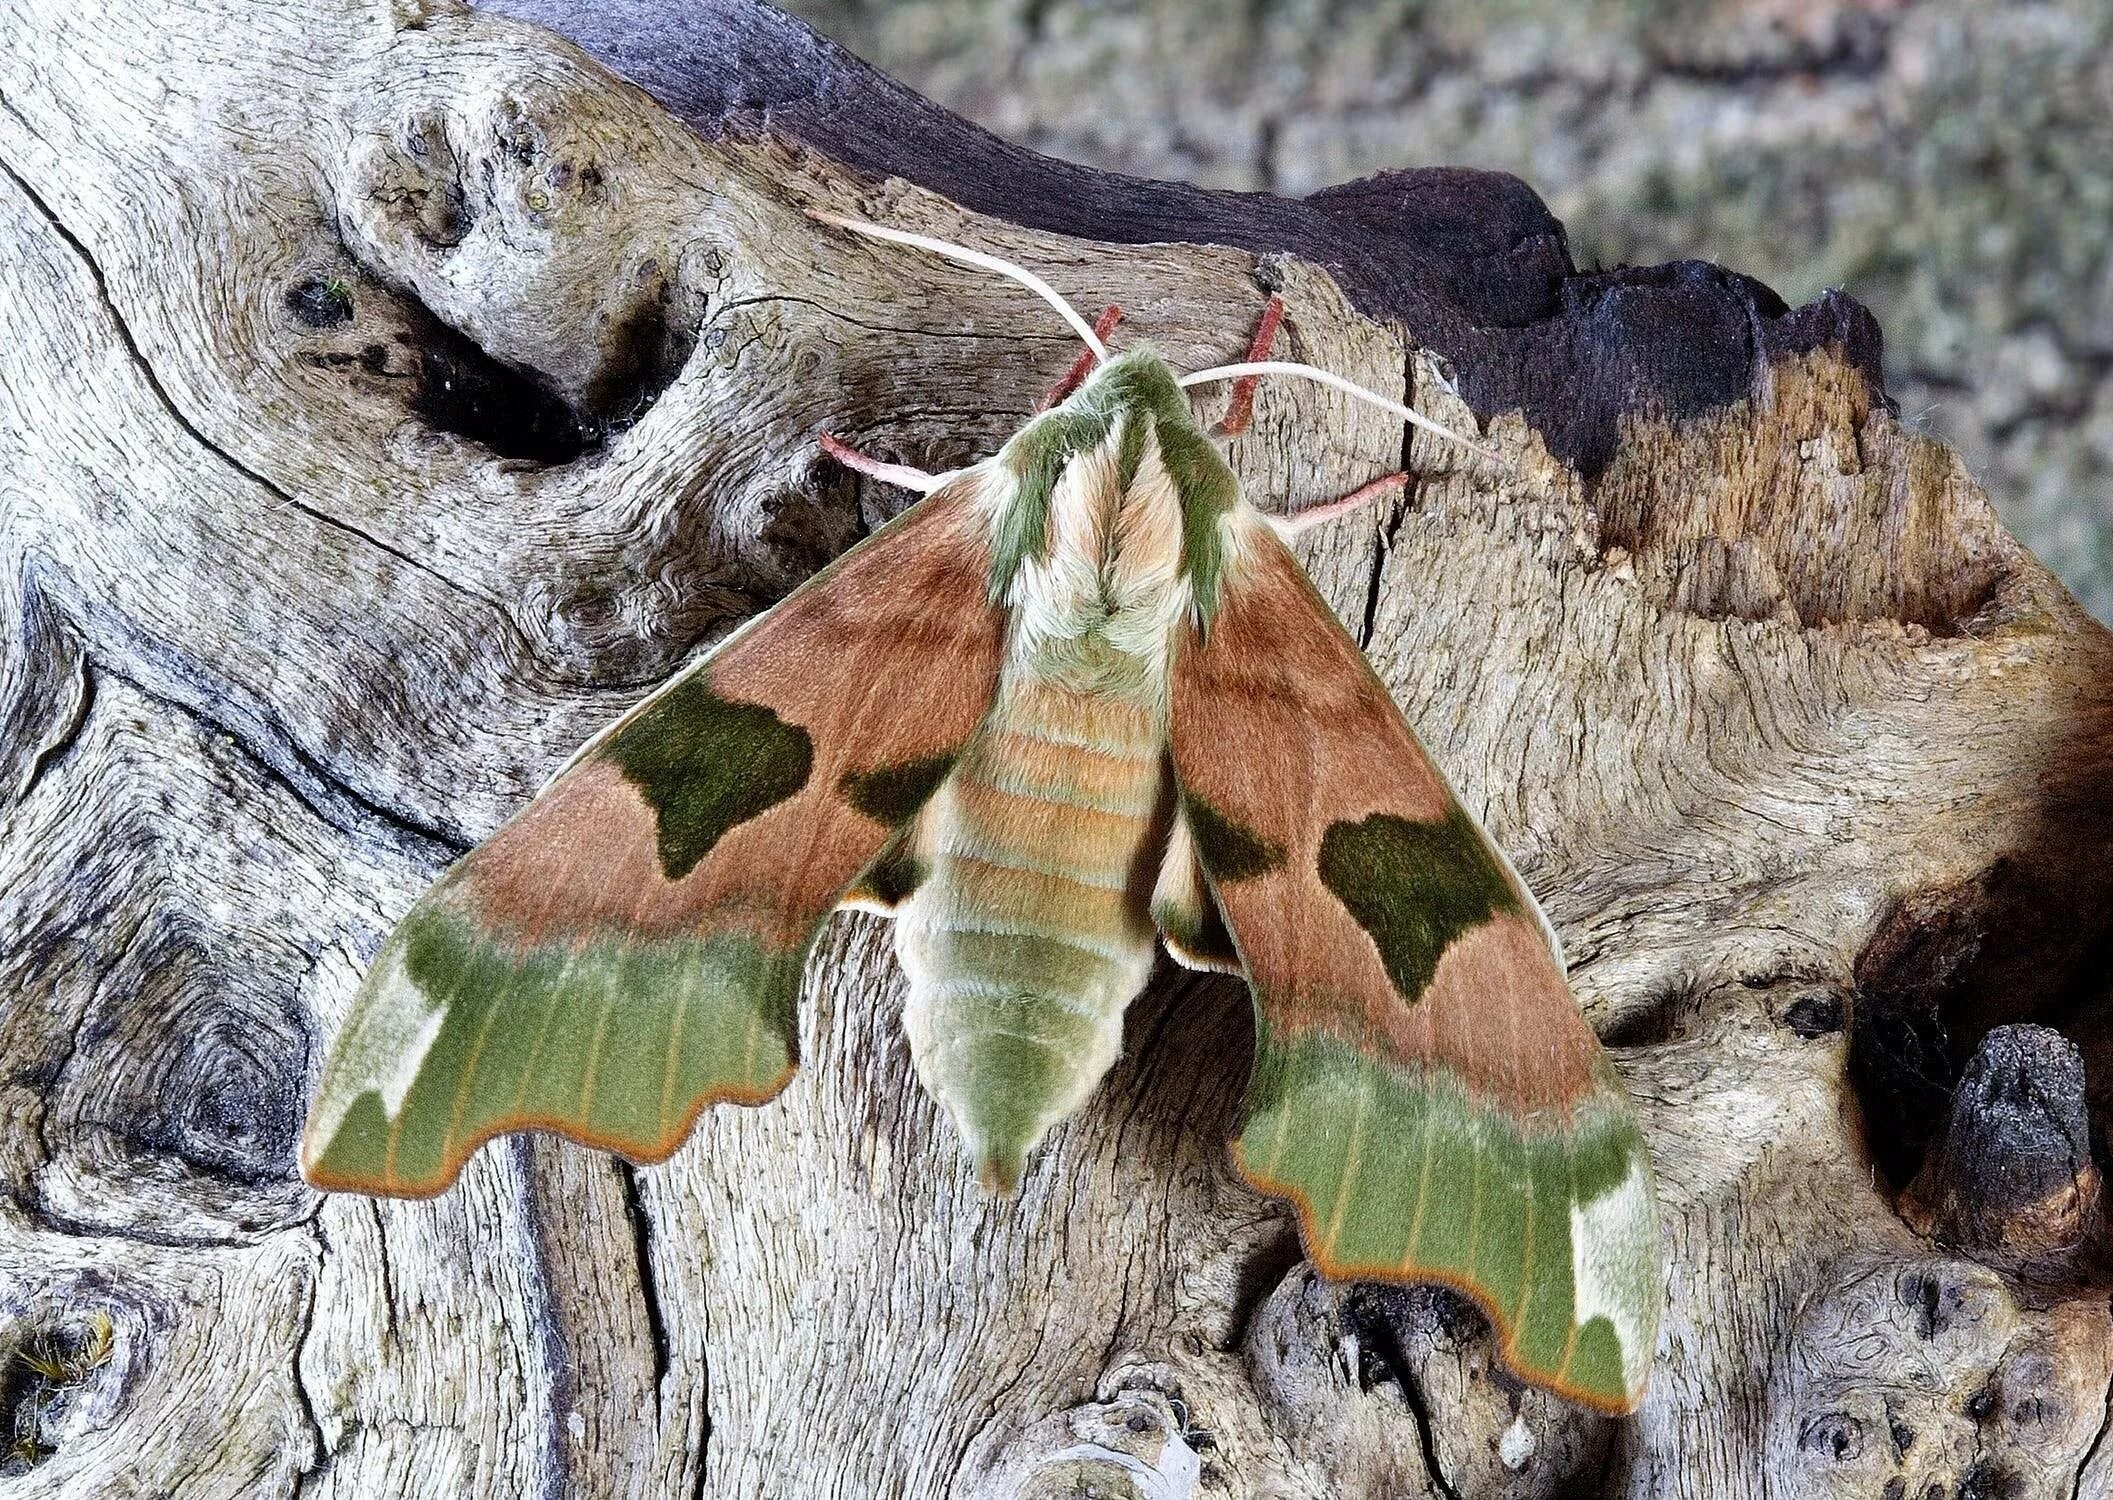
[{"left": 988, "top": 348, "right": 1240, "bottom": 623}]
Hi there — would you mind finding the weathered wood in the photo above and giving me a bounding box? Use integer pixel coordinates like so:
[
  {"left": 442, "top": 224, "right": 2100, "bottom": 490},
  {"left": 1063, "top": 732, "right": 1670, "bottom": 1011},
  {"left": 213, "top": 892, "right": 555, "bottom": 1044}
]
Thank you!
[
  {"left": 1, "top": 0, "right": 2109, "bottom": 1496},
  {"left": 1903, "top": 1025, "right": 2105, "bottom": 1280}
]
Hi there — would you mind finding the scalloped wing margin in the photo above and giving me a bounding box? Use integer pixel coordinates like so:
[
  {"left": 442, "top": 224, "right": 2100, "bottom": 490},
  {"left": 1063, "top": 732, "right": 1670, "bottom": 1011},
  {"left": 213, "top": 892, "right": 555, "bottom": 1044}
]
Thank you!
[
  {"left": 302, "top": 474, "right": 1008, "bottom": 1196},
  {"left": 1169, "top": 516, "right": 1663, "bottom": 1413}
]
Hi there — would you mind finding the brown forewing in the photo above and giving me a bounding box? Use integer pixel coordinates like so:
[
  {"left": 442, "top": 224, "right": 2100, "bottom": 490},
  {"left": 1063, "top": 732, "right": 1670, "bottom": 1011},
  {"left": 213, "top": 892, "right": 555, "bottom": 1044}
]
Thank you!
[
  {"left": 463, "top": 478, "right": 1008, "bottom": 947},
  {"left": 1171, "top": 527, "right": 1601, "bottom": 1113}
]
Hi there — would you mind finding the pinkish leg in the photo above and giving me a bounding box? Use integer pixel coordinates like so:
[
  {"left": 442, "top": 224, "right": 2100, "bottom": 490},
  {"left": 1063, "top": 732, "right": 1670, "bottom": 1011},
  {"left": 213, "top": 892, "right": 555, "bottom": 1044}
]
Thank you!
[
  {"left": 818, "top": 433, "right": 942, "bottom": 494},
  {"left": 1279, "top": 470, "right": 1409, "bottom": 534},
  {"left": 1212, "top": 293, "right": 1287, "bottom": 437},
  {"left": 1039, "top": 304, "right": 1127, "bottom": 410}
]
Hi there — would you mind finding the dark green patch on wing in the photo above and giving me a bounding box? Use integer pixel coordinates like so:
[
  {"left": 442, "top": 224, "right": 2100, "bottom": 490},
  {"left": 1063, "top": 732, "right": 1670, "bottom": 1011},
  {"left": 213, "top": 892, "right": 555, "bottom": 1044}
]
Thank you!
[
  {"left": 841, "top": 753, "right": 957, "bottom": 825},
  {"left": 605, "top": 679, "right": 813, "bottom": 879},
  {"left": 1183, "top": 790, "right": 1286, "bottom": 883},
  {"left": 1153, "top": 885, "right": 1238, "bottom": 968},
  {"left": 844, "top": 837, "right": 926, "bottom": 910},
  {"left": 1317, "top": 805, "right": 1523, "bottom": 1004}
]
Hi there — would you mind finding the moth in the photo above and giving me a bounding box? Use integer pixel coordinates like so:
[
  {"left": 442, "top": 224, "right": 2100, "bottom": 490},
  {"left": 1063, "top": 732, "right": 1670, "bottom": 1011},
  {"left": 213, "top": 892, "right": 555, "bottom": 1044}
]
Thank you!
[{"left": 302, "top": 213, "right": 1662, "bottom": 1413}]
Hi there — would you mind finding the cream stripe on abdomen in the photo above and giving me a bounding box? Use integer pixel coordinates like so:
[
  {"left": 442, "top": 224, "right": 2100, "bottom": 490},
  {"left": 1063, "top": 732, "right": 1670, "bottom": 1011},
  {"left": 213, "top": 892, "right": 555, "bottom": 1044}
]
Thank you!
[
  {"left": 897, "top": 676, "right": 1165, "bottom": 1028},
  {"left": 940, "top": 770, "right": 1154, "bottom": 884}
]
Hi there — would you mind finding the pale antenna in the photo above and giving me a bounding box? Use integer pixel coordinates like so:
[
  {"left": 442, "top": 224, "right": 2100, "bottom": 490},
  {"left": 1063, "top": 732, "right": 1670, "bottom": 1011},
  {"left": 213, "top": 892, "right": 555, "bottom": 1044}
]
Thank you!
[
  {"left": 1179, "top": 360, "right": 1499, "bottom": 463},
  {"left": 809, "top": 211, "right": 1109, "bottom": 362}
]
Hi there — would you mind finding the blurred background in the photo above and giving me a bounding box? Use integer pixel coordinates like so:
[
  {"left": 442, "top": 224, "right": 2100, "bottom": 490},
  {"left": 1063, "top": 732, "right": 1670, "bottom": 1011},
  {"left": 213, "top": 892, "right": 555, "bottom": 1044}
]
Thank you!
[{"left": 782, "top": 0, "right": 2113, "bottom": 623}]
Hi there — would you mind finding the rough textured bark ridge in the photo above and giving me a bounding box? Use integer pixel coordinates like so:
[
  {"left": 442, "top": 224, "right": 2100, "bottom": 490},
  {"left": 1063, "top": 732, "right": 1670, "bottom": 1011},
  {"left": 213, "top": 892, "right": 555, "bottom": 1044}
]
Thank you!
[{"left": 1, "top": 0, "right": 2109, "bottom": 1495}]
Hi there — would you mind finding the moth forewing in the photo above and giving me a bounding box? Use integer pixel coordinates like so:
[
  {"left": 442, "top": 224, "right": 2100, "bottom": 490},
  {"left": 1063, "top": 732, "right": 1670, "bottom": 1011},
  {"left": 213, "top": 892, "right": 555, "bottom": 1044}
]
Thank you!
[
  {"left": 1166, "top": 517, "right": 1663, "bottom": 1414},
  {"left": 300, "top": 475, "right": 1012, "bottom": 1196}
]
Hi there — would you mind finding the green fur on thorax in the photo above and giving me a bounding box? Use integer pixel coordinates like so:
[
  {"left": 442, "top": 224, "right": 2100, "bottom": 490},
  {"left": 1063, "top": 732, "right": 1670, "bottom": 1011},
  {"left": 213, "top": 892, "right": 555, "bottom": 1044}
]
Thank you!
[{"left": 990, "top": 348, "right": 1240, "bottom": 622}]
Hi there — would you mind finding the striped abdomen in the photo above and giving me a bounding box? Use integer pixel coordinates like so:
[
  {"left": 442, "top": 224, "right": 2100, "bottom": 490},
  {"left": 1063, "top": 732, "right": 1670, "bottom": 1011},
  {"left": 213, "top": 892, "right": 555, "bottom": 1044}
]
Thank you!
[{"left": 894, "top": 671, "right": 1167, "bottom": 1189}]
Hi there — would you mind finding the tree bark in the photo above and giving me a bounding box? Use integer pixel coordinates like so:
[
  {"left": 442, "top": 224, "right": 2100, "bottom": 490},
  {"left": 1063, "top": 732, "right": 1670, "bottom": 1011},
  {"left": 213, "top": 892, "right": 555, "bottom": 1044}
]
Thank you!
[{"left": 2, "top": 0, "right": 2110, "bottom": 1496}]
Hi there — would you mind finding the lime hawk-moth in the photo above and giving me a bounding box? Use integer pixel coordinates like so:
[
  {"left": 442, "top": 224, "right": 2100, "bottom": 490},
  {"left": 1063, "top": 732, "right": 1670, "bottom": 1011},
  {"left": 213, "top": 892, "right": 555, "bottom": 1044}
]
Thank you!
[{"left": 301, "top": 215, "right": 1663, "bottom": 1413}]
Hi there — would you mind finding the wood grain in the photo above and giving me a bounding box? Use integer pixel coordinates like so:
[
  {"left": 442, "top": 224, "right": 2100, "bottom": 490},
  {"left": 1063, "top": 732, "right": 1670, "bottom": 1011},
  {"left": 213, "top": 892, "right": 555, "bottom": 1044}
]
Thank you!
[{"left": 2, "top": 0, "right": 2110, "bottom": 1495}]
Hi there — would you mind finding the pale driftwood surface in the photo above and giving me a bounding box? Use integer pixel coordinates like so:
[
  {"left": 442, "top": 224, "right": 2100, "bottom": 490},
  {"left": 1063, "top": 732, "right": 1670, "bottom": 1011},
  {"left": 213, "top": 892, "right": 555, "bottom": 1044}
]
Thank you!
[{"left": 2, "top": 0, "right": 2111, "bottom": 1496}]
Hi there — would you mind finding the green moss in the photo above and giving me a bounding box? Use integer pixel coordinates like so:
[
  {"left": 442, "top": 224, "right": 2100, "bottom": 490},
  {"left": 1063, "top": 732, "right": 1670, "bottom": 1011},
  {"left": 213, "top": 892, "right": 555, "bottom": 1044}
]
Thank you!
[
  {"left": 1316, "top": 804, "right": 1520, "bottom": 1004},
  {"left": 603, "top": 676, "right": 813, "bottom": 879}
]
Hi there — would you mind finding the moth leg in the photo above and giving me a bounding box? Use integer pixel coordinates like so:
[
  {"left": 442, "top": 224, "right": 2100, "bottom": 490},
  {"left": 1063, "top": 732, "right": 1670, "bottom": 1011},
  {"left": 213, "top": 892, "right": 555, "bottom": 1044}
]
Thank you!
[
  {"left": 1211, "top": 293, "right": 1288, "bottom": 437},
  {"left": 819, "top": 433, "right": 944, "bottom": 494},
  {"left": 1275, "top": 470, "right": 1410, "bottom": 536},
  {"left": 1151, "top": 807, "right": 1242, "bottom": 974},
  {"left": 1039, "top": 304, "right": 1126, "bottom": 409}
]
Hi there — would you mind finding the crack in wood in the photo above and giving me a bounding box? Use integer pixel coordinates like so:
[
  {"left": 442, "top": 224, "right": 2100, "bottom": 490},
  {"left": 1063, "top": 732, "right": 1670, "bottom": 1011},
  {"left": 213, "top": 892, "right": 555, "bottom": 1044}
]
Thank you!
[
  {"left": 3, "top": 576, "right": 93, "bottom": 809},
  {"left": 89, "top": 654, "right": 466, "bottom": 859},
  {"left": 507, "top": 1138, "right": 579, "bottom": 1500},
  {"left": 2073, "top": 1336, "right": 2113, "bottom": 1500},
  {"left": 0, "top": 161, "right": 480, "bottom": 610},
  {"left": 1352, "top": 1301, "right": 1465, "bottom": 1500},
  {"left": 616, "top": 1162, "right": 671, "bottom": 1416},
  {"left": 290, "top": 1244, "right": 333, "bottom": 1496}
]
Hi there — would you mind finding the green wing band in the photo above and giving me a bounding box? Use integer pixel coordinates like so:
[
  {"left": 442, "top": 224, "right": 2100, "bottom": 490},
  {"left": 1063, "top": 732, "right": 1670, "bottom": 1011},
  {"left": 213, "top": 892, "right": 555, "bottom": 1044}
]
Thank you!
[
  {"left": 304, "top": 904, "right": 802, "bottom": 1195},
  {"left": 1236, "top": 1027, "right": 1659, "bottom": 1413}
]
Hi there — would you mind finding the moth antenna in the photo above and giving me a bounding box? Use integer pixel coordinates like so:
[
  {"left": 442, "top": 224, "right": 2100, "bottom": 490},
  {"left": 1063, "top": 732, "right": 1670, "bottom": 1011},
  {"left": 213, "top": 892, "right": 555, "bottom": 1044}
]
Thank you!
[
  {"left": 1041, "top": 304, "right": 1126, "bottom": 409},
  {"left": 1178, "top": 360, "right": 1504, "bottom": 465},
  {"left": 809, "top": 211, "right": 1109, "bottom": 362}
]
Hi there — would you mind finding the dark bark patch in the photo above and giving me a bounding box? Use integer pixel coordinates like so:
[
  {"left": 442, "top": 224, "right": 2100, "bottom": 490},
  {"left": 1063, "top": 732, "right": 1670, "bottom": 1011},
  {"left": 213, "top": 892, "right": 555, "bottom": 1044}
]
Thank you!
[
  {"left": 284, "top": 275, "right": 353, "bottom": 329},
  {"left": 0, "top": 1310, "right": 115, "bottom": 1475},
  {"left": 1781, "top": 990, "right": 1846, "bottom": 1039},
  {"left": 483, "top": 0, "right": 1891, "bottom": 480},
  {"left": 1902, "top": 1025, "right": 2103, "bottom": 1273},
  {"left": 317, "top": 262, "right": 692, "bottom": 466},
  {"left": 1852, "top": 839, "right": 2113, "bottom": 1197},
  {"left": 1796, "top": 1410, "right": 1865, "bottom": 1463},
  {"left": 1851, "top": 878, "right": 1998, "bottom": 1187},
  {"left": 405, "top": 317, "right": 601, "bottom": 464}
]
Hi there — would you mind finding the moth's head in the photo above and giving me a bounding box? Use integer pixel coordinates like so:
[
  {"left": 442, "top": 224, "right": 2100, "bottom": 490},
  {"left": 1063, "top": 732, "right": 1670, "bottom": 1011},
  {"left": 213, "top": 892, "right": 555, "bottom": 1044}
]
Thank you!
[
  {"left": 807, "top": 213, "right": 1500, "bottom": 584},
  {"left": 988, "top": 346, "right": 1242, "bottom": 619},
  {"left": 1051, "top": 345, "right": 1191, "bottom": 423},
  {"left": 999, "top": 345, "right": 1222, "bottom": 479}
]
